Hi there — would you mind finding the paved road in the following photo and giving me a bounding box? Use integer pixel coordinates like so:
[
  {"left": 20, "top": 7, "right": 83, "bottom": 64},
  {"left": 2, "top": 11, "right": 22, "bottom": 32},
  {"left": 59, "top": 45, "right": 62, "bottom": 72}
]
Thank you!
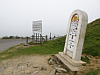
[{"left": 0, "top": 39, "right": 31, "bottom": 53}]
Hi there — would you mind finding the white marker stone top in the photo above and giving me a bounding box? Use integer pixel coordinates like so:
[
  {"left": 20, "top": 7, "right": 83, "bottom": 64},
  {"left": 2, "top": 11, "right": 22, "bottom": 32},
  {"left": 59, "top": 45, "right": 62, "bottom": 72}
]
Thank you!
[{"left": 64, "top": 10, "right": 88, "bottom": 60}]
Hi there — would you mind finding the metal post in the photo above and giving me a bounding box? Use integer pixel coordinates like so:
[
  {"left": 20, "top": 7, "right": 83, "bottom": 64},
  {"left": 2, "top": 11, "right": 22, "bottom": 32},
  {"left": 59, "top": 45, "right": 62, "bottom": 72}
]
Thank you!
[
  {"left": 46, "top": 35, "right": 47, "bottom": 42},
  {"left": 40, "top": 34, "right": 43, "bottom": 44},
  {"left": 26, "top": 36, "right": 28, "bottom": 45},
  {"left": 36, "top": 33, "right": 37, "bottom": 42},
  {"left": 40, "top": 34, "right": 42, "bottom": 43},
  {"left": 50, "top": 32, "right": 51, "bottom": 40},
  {"left": 38, "top": 33, "right": 39, "bottom": 42},
  {"left": 32, "top": 35, "right": 34, "bottom": 42}
]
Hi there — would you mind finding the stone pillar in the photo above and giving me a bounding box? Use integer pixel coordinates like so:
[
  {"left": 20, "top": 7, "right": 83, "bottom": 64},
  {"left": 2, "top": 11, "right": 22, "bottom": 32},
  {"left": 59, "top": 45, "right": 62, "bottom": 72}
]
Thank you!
[
  {"left": 55, "top": 10, "right": 88, "bottom": 72},
  {"left": 64, "top": 10, "right": 88, "bottom": 60}
]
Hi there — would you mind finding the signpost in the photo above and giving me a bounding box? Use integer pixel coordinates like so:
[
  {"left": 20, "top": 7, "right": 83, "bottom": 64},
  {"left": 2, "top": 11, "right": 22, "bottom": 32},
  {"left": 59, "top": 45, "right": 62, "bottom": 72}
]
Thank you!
[
  {"left": 55, "top": 10, "right": 88, "bottom": 73},
  {"left": 33, "top": 20, "right": 42, "bottom": 35},
  {"left": 64, "top": 10, "right": 88, "bottom": 60},
  {"left": 32, "top": 20, "right": 47, "bottom": 43}
]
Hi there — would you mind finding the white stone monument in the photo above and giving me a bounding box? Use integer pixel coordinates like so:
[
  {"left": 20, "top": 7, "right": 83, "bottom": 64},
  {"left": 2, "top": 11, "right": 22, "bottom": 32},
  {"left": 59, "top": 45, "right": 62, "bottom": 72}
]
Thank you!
[{"left": 55, "top": 10, "right": 88, "bottom": 72}]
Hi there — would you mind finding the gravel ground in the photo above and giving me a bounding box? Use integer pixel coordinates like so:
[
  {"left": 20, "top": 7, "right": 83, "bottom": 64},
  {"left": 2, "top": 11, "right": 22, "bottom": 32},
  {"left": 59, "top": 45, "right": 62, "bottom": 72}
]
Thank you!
[
  {"left": 0, "top": 55, "right": 99, "bottom": 75},
  {"left": 0, "top": 55, "right": 56, "bottom": 75}
]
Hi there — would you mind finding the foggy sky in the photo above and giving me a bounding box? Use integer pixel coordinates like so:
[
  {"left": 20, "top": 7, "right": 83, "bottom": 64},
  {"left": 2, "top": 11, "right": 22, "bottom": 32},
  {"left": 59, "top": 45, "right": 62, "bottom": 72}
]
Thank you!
[{"left": 0, "top": 0, "right": 100, "bottom": 37}]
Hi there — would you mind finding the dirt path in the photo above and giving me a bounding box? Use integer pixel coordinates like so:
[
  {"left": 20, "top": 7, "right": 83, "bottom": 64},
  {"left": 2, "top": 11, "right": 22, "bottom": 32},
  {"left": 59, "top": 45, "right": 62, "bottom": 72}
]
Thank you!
[
  {"left": 0, "top": 55, "right": 56, "bottom": 75},
  {"left": 0, "top": 55, "right": 100, "bottom": 75}
]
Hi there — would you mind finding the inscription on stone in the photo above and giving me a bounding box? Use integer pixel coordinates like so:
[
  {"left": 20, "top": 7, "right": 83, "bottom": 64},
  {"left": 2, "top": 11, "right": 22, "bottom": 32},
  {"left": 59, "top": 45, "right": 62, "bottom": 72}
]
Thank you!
[{"left": 64, "top": 10, "right": 88, "bottom": 60}]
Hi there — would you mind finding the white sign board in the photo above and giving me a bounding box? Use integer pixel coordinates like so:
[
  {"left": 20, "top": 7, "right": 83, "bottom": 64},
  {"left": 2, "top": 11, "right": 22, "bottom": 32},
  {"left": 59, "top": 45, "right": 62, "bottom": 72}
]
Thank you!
[
  {"left": 33, "top": 20, "right": 42, "bottom": 34},
  {"left": 64, "top": 10, "right": 88, "bottom": 60}
]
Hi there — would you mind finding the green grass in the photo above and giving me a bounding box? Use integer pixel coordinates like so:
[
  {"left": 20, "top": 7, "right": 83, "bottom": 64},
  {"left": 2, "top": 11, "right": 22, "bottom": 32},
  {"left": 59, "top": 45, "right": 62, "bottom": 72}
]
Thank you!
[
  {"left": 86, "top": 69, "right": 100, "bottom": 75},
  {"left": 83, "top": 18, "right": 100, "bottom": 56},
  {"left": 0, "top": 36, "right": 66, "bottom": 60},
  {"left": 81, "top": 56, "right": 90, "bottom": 63}
]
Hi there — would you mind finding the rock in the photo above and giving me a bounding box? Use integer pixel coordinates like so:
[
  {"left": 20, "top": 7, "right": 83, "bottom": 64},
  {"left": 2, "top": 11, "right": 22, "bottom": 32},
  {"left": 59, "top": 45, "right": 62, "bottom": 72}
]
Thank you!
[
  {"left": 24, "top": 44, "right": 29, "bottom": 46},
  {"left": 48, "top": 69, "right": 56, "bottom": 75},
  {"left": 40, "top": 66, "right": 47, "bottom": 70},
  {"left": 55, "top": 67, "right": 68, "bottom": 73},
  {"left": 33, "top": 71, "right": 39, "bottom": 74},
  {"left": 21, "top": 70, "right": 25, "bottom": 74},
  {"left": 57, "top": 65, "right": 63, "bottom": 68},
  {"left": 33, "top": 65, "right": 39, "bottom": 68},
  {"left": 48, "top": 58, "right": 54, "bottom": 65},
  {"left": 48, "top": 57, "right": 57, "bottom": 66},
  {"left": 24, "top": 69, "right": 31, "bottom": 74},
  {"left": 56, "top": 72, "right": 69, "bottom": 75},
  {"left": 27, "top": 62, "right": 31, "bottom": 67},
  {"left": 56, "top": 73, "right": 60, "bottom": 75}
]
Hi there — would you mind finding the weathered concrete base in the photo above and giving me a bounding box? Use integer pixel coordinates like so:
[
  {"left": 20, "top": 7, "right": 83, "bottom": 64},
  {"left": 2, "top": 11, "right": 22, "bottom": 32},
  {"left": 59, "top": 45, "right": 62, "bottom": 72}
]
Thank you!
[{"left": 55, "top": 52, "right": 85, "bottom": 73}]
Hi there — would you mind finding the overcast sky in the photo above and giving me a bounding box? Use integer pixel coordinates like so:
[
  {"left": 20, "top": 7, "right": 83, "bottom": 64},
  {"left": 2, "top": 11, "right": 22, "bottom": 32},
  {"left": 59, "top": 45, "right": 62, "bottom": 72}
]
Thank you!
[{"left": 0, "top": 0, "right": 100, "bottom": 38}]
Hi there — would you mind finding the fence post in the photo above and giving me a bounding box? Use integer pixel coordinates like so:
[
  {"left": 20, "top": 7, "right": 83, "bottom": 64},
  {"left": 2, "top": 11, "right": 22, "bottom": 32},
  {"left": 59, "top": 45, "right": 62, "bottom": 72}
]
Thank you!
[
  {"left": 38, "top": 33, "right": 39, "bottom": 42},
  {"left": 50, "top": 32, "right": 51, "bottom": 40},
  {"left": 36, "top": 33, "right": 37, "bottom": 42},
  {"left": 40, "top": 34, "right": 43, "bottom": 45},
  {"left": 40, "top": 34, "right": 41, "bottom": 42},
  {"left": 46, "top": 35, "right": 47, "bottom": 42},
  {"left": 32, "top": 35, "right": 34, "bottom": 42},
  {"left": 26, "top": 36, "right": 28, "bottom": 44}
]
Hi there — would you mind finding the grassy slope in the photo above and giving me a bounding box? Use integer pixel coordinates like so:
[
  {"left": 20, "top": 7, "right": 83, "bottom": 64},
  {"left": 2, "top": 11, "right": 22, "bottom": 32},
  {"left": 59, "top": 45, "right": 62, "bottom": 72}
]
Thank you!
[
  {"left": 83, "top": 18, "right": 100, "bottom": 56},
  {"left": 14, "top": 36, "right": 66, "bottom": 55},
  {"left": 0, "top": 36, "right": 66, "bottom": 60},
  {"left": 0, "top": 18, "right": 100, "bottom": 60}
]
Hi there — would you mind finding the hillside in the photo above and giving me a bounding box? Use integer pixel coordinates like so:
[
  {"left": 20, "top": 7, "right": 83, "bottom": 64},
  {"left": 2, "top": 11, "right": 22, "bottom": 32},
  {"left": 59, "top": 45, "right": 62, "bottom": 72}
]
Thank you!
[{"left": 83, "top": 18, "right": 100, "bottom": 56}]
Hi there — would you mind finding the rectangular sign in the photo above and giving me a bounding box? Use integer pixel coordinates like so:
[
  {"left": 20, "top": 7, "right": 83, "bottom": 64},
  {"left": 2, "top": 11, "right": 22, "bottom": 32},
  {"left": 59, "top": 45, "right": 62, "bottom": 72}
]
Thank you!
[{"left": 33, "top": 20, "right": 42, "bottom": 33}]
